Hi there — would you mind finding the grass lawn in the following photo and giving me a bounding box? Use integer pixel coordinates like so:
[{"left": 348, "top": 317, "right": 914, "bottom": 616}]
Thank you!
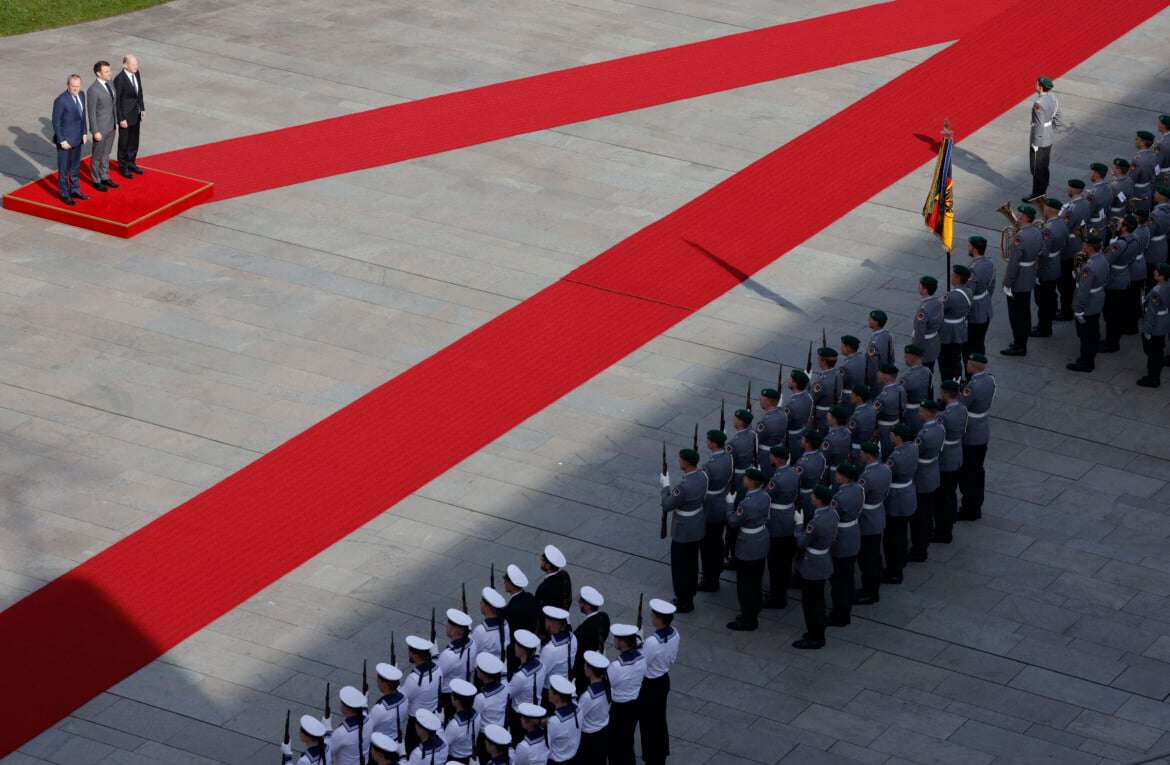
[{"left": 0, "top": 0, "right": 170, "bottom": 36}]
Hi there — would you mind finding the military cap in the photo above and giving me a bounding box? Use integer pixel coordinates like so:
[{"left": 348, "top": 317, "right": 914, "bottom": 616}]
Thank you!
[
  {"left": 1037, "top": 75, "right": 1053, "bottom": 88},
  {"left": 904, "top": 344, "right": 924, "bottom": 356},
  {"left": 679, "top": 447, "right": 700, "bottom": 464},
  {"left": 1157, "top": 186, "right": 1170, "bottom": 198},
  {"left": 952, "top": 264, "right": 972, "bottom": 278},
  {"left": 543, "top": 544, "right": 566, "bottom": 568},
  {"left": 1123, "top": 214, "right": 1138, "bottom": 228},
  {"left": 542, "top": 605, "right": 569, "bottom": 621},
  {"left": 760, "top": 387, "right": 780, "bottom": 400},
  {"left": 649, "top": 597, "right": 676, "bottom": 615},
  {"left": 579, "top": 585, "right": 604, "bottom": 607},
  {"left": 830, "top": 404, "right": 850, "bottom": 421},
  {"left": 1044, "top": 197, "right": 1062, "bottom": 210},
  {"left": 505, "top": 564, "right": 528, "bottom": 588},
  {"left": 415, "top": 709, "right": 442, "bottom": 732},
  {"left": 803, "top": 428, "right": 824, "bottom": 445},
  {"left": 370, "top": 732, "right": 398, "bottom": 753},
  {"left": 476, "top": 652, "right": 505, "bottom": 675},
  {"left": 517, "top": 702, "right": 547, "bottom": 719},
  {"left": 447, "top": 608, "right": 473, "bottom": 628},
  {"left": 818, "top": 346, "right": 839, "bottom": 358},
  {"left": 734, "top": 408, "right": 753, "bottom": 424},
  {"left": 707, "top": 429, "right": 727, "bottom": 446},
  {"left": 836, "top": 463, "right": 858, "bottom": 480},
  {"left": 879, "top": 363, "right": 899, "bottom": 375},
  {"left": 892, "top": 423, "right": 913, "bottom": 438},
  {"left": 1017, "top": 204, "right": 1037, "bottom": 217},
  {"left": 1161, "top": 115, "right": 1170, "bottom": 128},
  {"left": 1157, "top": 263, "right": 1170, "bottom": 278},
  {"left": 340, "top": 685, "right": 367, "bottom": 709},
  {"left": 513, "top": 629, "right": 540, "bottom": 649},
  {"left": 482, "top": 586, "right": 506, "bottom": 609},
  {"left": 860, "top": 442, "right": 880, "bottom": 456},
  {"left": 548, "top": 674, "right": 576, "bottom": 696},
  {"left": 968, "top": 235, "right": 987, "bottom": 245},
  {"left": 483, "top": 724, "right": 512, "bottom": 747},
  {"left": 969, "top": 352, "right": 989, "bottom": 363},
  {"left": 1084, "top": 234, "right": 1103, "bottom": 246},
  {"left": 1135, "top": 206, "right": 1150, "bottom": 219},
  {"left": 1114, "top": 157, "right": 1131, "bottom": 169},
  {"left": 791, "top": 369, "right": 810, "bottom": 385},
  {"left": 376, "top": 662, "right": 403, "bottom": 682},
  {"left": 300, "top": 715, "right": 328, "bottom": 738},
  {"left": 1138, "top": 129, "right": 1156, "bottom": 142},
  {"left": 1090, "top": 162, "right": 1108, "bottom": 174},
  {"left": 920, "top": 275, "right": 938, "bottom": 287},
  {"left": 852, "top": 383, "right": 871, "bottom": 400},
  {"left": 941, "top": 379, "right": 961, "bottom": 392},
  {"left": 869, "top": 309, "right": 888, "bottom": 323},
  {"left": 450, "top": 678, "right": 477, "bottom": 698},
  {"left": 610, "top": 623, "right": 638, "bottom": 639},
  {"left": 583, "top": 650, "right": 610, "bottom": 670},
  {"left": 813, "top": 484, "right": 834, "bottom": 502},
  {"left": 405, "top": 635, "right": 434, "bottom": 653},
  {"left": 744, "top": 467, "right": 765, "bottom": 483},
  {"left": 841, "top": 334, "right": 861, "bottom": 349},
  {"left": 1067, "top": 178, "right": 1086, "bottom": 189},
  {"left": 770, "top": 443, "right": 790, "bottom": 458},
  {"left": 920, "top": 399, "right": 940, "bottom": 412}
]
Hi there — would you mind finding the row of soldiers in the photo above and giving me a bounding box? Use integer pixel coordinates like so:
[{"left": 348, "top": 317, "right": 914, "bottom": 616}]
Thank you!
[{"left": 279, "top": 548, "right": 681, "bottom": 765}]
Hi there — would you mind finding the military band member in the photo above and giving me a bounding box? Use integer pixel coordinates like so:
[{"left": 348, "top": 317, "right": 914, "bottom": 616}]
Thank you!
[
  {"left": 873, "top": 363, "right": 905, "bottom": 457},
  {"left": 371, "top": 663, "right": 408, "bottom": 741},
  {"left": 827, "top": 463, "right": 862, "bottom": 627},
  {"left": 1001, "top": 204, "right": 1042, "bottom": 356},
  {"left": 482, "top": 724, "right": 513, "bottom": 765},
  {"left": 957, "top": 355, "right": 996, "bottom": 520},
  {"left": 939, "top": 265, "right": 972, "bottom": 381},
  {"left": 1149, "top": 187, "right": 1170, "bottom": 285},
  {"left": 847, "top": 384, "right": 876, "bottom": 461},
  {"left": 1133, "top": 131, "right": 1158, "bottom": 209},
  {"left": 541, "top": 606, "right": 578, "bottom": 697},
  {"left": 698, "top": 429, "right": 731, "bottom": 591},
  {"left": 577, "top": 651, "right": 612, "bottom": 765},
  {"left": 370, "top": 731, "right": 401, "bottom": 765},
  {"left": 507, "top": 630, "right": 545, "bottom": 740},
  {"left": 726, "top": 467, "right": 770, "bottom": 631},
  {"left": 535, "top": 545, "right": 572, "bottom": 622},
  {"left": 908, "top": 401, "right": 943, "bottom": 563},
  {"left": 639, "top": 599, "right": 679, "bottom": 765},
  {"left": 1100, "top": 216, "right": 1135, "bottom": 353},
  {"left": 325, "top": 686, "right": 370, "bottom": 765},
  {"left": 900, "top": 345, "right": 932, "bottom": 436},
  {"left": 755, "top": 387, "right": 788, "bottom": 477},
  {"left": 660, "top": 447, "right": 707, "bottom": 612},
  {"left": 473, "top": 653, "right": 509, "bottom": 734},
  {"left": 821, "top": 405, "right": 852, "bottom": 483},
  {"left": 784, "top": 370, "right": 814, "bottom": 461},
  {"left": 473, "top": 588, "right": 511, "bottom": 664},
  {"left": 546, "top": 675, "right": 581, "bottom": 765},
  {"left": 838, "top": 335, "right": 866, "bottom": 407},
  {"left": 811, "top": 347, "right": 842, "bottom": 434},
  {"left": 282, "top": 714, "right": 329, "bottom": 765},
  {"left": 1157, "top": 116, "right": 1170, "bottom": 186},
  {"left": 795, "top": 429, "right": 826, "bottom": 519},
  {"left": 443, "top": 679, "right": 480, "bottom": 765},
  {"left": 1110, "top": 157, "right": 1135, "bottom": 219},
  {"left": 1027, "top": 75, "right": 1061, "bottom": 199},
  {"left": 406, "top": 709, "right": 448, "bottom": 765},
  {"left": 913, "top": 276, "right": 943, "bottom": 371},
  {"left": 1138, "top": 263, "right": 1170, "bottom": 387},
  {"left": 513, "top": 703, "right": 549, "bottom": 765},
  {"left": 882, "top": 423, "right": 918, "bottom": 584},
  {"left": 402, "top": 635, "right": 440, "bottom": 755},
  {"left": 865, "top": 310, "right": 894, "bottom": 389},
  {"left": 964, "top": 236, "right": 996, "bottom": 361},
  {"left": 572, "top": 586, "right": 609, "bottom": 693},
  {"left": 439, "top": 609, "right": 478, "bottom": 720},
  {"left": 933, "top": 381, "right": 968, "bottom": 544},
  {"left": 792, "top": 485, "right": 838, "bottom": 650},
  {"left": 1059, "top": 180, "right": 1091, "bottom": 319},
  {"left": 854, "top": 442, "right": 890, "bottom": 605},
  {"left": 605, "top": 624, "right": 646, "bottom": 765},
  {"left": 1067, "top": 236, "right": 1109, "bottom": 373},
  {"left": 763, "top": 444, "right": 799, "bottom": 609},
  {"left": 1032, "top": 197, "right": 1067, "bottom": 337}
]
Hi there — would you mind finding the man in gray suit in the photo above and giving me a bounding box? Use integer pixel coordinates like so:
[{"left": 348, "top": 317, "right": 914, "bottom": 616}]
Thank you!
[
  {"left": 86, "top": 61, "right": 119, "bottom": 192},
  {"left": 1026, "top": 75, "right": 1062, "bottom": 200}
]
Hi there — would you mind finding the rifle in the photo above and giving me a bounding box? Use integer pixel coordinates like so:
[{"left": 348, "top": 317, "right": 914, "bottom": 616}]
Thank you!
[
  {"left": 745, "top": 382, "right": 752, "bottom": 412},
  {"left": 490, "top": 562, "right": 495, "bottom": 590},
  {"left": 430, "top": 607, "right": 436, "bottom": 646},
  {"left": 532, "top": 672, "right": 538, "bottom": 705},
  {"left": 462, "top": 582, "right": 468, "bottom": 615},
  {"left": 777, "top": 363, "right": 784, "bottom": 395},
  {"left": 660, "top": 440, "right": 669, "bottom": 540},
  {"left": 806, "top": 340, "right": 813, "bottom": 374},
  {"left": 357, "top": 677, "right": 366, "bottom": 765},
  {"left": 361, "top": 659, "right": 368, "bottom": 695},
  {"left": 281, "top": 709, "right": 289, "bottom": 765},
  {"left": 323, "top": 682, "right": 331, "bottom": 722},
  {"left": 719, "top": 399, "right": 726, "bottom": 433},
  {"left": 692, "top": 423, "right": 699, "bottom": 451},
  {"left": 636, "top": 593, "right": 644, "bottom": 634},
  {"left": 390, "top": 631, "right": 397, "bottom": 667},
  {"left": 822, "top": 327, "right": 827, "bottom": 350}
]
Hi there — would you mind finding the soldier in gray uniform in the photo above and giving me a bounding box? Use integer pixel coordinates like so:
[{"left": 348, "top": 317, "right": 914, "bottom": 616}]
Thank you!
[
  {"left": 755, "top": 388, "right": 788, "bottom": 478},
  {"left": 865, "top": 310, "right": 895, "bottom": 389},
  {"left": 882, "top": 423, "right": 918, "bottom": 584},
  {"left": 1128, "top": 212, "right": 1150, "bottom": 332},
  {"left": 912, "top": 276, "right": 943, "bottom": 371},
  {"left": 660, "top": 448, "right": 708, "bottom": 613},
  {"left": 1138, "top": 262, "right": 1170, "bottom": 387},
  {"left": 1100, "top": 216, "right": 1135, "bottom": 353},
  {"left": 810, "top": 348, "right": 842, "bottom": 434},
  {"left": 793, "top": 485, "right": 839, "bottom": 649},
  {"left": 1110, "top": 158, "right": 1136, "bottom": 219},
  {"left": 1149, "top": 187, "right": 1170, "bottom": 288},
  {"left": 1157, "top": 116, "right": 1170, "bottom": 186},
  {"left": 1033, "top": 197, "right": 1068, "bottom": 337},
  {"left": 1086, "top": 163, "right": 1113, "bottom": 241},
  {"left": 827, "top": 463, "right": 863, "bottom": 627},
  {"left": 1133, "top": 130, "right": 1158, "bottom": 209},
  {"left": 795, "top": 429, "right": 826, "bottom": 520},
  {"left": 838, "top": 336, "right": 866, "bottom": 408},
  {"left": 1058, "top": 180, "right": 1091, "bottom": 319},
  {"left": 1137, "top": 207, "right": 1156, "bottom": 289},
  {"left": 725, "top": 408, "right": 758, "bottom": 500},
  {"left": 1001, "top": 204, "right": 1043, "bottom": 356},
  {"left": 1026, "top": 75, "right": 1061, "bottom": 199},
  {"left": 783, "top": 370, "right": 814, "bottom": 462},
  {"left": 847, "top": 385, "right": 876, "bottom": 462},
  {"left": 933, "top": 381, "right": 968, "bottom": 544},
  {"left": 964, "top": 236, "right": 996, "bottom": 362},
  {"left": 908, "top": 401, "right": 943, "bottom": 563},
  {"left": 698, "top": 430, "right": 731, "bottom": 592},
  {"left": 854, "top": 443, "right": 890, "bottom": 605},
  {"left": 900, "top": 345, "right": 933, "bottom": 436},
  {"left": 872, "top": 364, "right": 905, "bottom": 457},
  {"left": 939, "top": 265, "right": 972, "bottom": 382},
  {"left": 725, "top": 467, "right": 771, "bottom": 631},
  {"left": 763, "top": 444, "right": 799, "bottom": 609},
  {"left": 821, "top": 405, "right": 852, "bottom": 484},
  {"left": 1067, "top": 236, "right": 1109, "bottom": 373},
  {"left": 957, "top": 354, "right": 996, "bottom": 520}
]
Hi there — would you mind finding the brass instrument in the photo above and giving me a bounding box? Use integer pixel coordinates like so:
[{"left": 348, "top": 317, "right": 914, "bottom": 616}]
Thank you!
[
  {"left": 995, "top": 195, "right": 1045, "bottom": 261},
  {"left": 1073, "top": 247, "right": 1090, "bottom": 272}
]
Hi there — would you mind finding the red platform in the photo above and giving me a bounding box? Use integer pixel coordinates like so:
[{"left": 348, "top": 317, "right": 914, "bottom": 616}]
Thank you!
[{"left": 1, "top": 159, "right": 213, "bottom": 238}]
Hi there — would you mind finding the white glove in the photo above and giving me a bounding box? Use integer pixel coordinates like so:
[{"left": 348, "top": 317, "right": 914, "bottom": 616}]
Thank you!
[
  {"left": 1075, "top": 313, "right": 1085, "bottom": 325},
  {"left": 1003, "top": 285, "right": 1012, "bottom": 298},
  {"left": 281, "top": 742, "right": 293, "bottom": 756},
  {"left": 1144, "top": 333, "right": 1152, "bottom": 340},
  {"left": 658, "top": 474, "right": 670, "bottom": 488},
  {"left": 321, "top": 715, "right": 331, "bottom": 731},
  {"left": 793, "top": 509, "right": 803, "bottom": 526},
  {"left": 725, "top": 493, "right": 735, "bottom": 505}
]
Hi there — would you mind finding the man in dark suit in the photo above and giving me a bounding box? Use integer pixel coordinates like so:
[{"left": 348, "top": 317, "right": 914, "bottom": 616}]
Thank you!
[
  {"left": 113, "top": 53, "right": 145, "bottom": 178},
  {"left": 571, "top": 585, "right": 609, "bottom": 694},
  {"left": 86, "top": 61, "right": 119, "bottom": 192},
  {"left": 51, "top": 74, "right": 89, "bottom": 205},
  {"left": 500, "top": 564, "right": 537, "bottom": 675},
  {"left": 533, "top": 544, "right": 572, "bottom": 637}
]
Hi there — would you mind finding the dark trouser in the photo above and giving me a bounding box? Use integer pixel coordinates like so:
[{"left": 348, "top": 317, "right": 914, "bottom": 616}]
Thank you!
[
  {"left": 1126, "top": 282, "right": 1143, "bottom": 333},
  {"left": 1076, "top": 313, "right": 1101, "bottom": 367},
  {"left": 606, "top": 698, "right": 640, "bottom": 765},
  {"left": 735, "top": 557, "right": 765, "bottom": 626},
  {"left": 578, "top": 729, "right": 607, "bottom": 765},
  {"left": 56, "top": 145, "right": 82, "bottom": 197},
  {"left": 911, "top": 491, "right": 935, "bottom": 556},
  {"left": 1029, "top": 144, "right": 1051, "bottom": 197},
  {"left": 1034, "top": 280, "right": 1058, "bottom": 333},
  {"left": 767, "top": 534, "right": 796, "bottom": 599},
  {"left": 117, "top": 120, "right": 141, "bottom": 167},
  {"left": 724, "top": 526, "right": 739, "bottom": 565},
  {"left": 858, "top": 533, "right": 883, "bottom": 598},
  {"left": 699, "top": 522, "right": 724, "bottom": 584},
  {"left": 883, "top": 515, "right": 911, "bottom": 578},
  {"left": 1006, "top": 290, "right": 1032, "bottom": 349},
  {"left": 1058, "top": 258, "right": 1076, "bottom": 313},
  {"left": 959, "top": 444, "right": 988, "bottom": 517},
  {"left": 800, "top": 577, "right": 827, "bottom": 644},
  {"left": 965, "top": 321, "right": 989, "bottom": 361},
  {"left": 936, "top": 471, "right": 959, "bottom": 539},
  {"left": 406, "top": 714, "right": 421, "bottom": 754},
  {"left": 639, "top": 673, "right": 671, "bottom": 765},
  {"left": 1103, "top": 289, "right": 1126, "bottom": 349},
  {"left": 670, "top": 538, "right": 701, "bottom": 607},
  {"left": 939, "top": 343, "right": 963, "bottom": 383},
  {"left": 1144, "top": 334, "right": 1166, "bottom": 381},
  {"left": 829, "top": 555, "right": 857, "bottom": 622}
]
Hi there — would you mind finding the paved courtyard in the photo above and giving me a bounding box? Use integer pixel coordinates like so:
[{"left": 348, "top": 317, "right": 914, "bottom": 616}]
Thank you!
[{"left": 3, "top": 1, "right": 1170, "bottom": 763}]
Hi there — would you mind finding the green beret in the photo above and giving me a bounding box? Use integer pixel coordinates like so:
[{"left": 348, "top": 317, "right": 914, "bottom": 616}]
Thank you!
[
  {"left": 1138, "top": 130, "right": 1155, "bottom": 142},
  {"left": 879, "top": 363, "right": 899, "bottom": 375},
  {"left": 802, "top": 428, "right": 823, "bottom": 445},
  {"left": 952, "top": 264, "right": 972, "bottom": 278},
  {"left": 852, "top": 383, "right": 871, "bottom": 400},
  {"left": 920, "top": 275, "right": 938, "bottom": 287},
  {"left": 860, "top": 442, "right": 880, "bottom": 457},
  {"left": 760, "top": 387, "right": 780, "bottom": 400},
  {"left": 1135, "top": 206, "right": 1150, "bottom": 220},
  {"left": 734, "top": 408, "right": 753, "bottom": 424},
  {"left": 1044, "top": 197, "right": 1062, "bottom": 209},
  {"left": 969, "top": 352, "right": 988, "bottom": 364},
  {"left": 813, "top": 485, "right": 833, "bottom": 502},
  {"left": 1017, "top": 204, "right": 1037, "bottom": 217},
  {"left": 1084, "top": 234, "right": 1103, "bottom": 246},
  {"left": 818, "top": 346, "right": 838, "bottom": 358},
  {"left": 1090, "top": 162, "right": 1108, "bottom": 174},
  {"left": 1037, "top": 75, "right": 1053, "bottom": 88},
  {"left": 904, "top": 344, "right": 924, "bottom": 356},
  {"left": 1157, "top": 186, "right": 1170, "bottom": 198},
  {"left": 920, "top": 399, "right": 939, "bottom": 412},
  {"left": 1156, "top": 263, "right": 1170, "bottom": 278},
  {"left": 744, "top": 467, "right": 765, "bottom": 483},
  {"left": 1161, "top": 115, "right": 1170, "bottom": 128},
  {"left": 968, "top": 235, "right": 987, "bottom": 245},
  {"left": 1067, "top": 179, "right": 1086, "bottom": 189},
  {"left": 841, "top": 334, "right": 860, "bottom": 349},
  {"left": 1123, "top": 214, "right": 1138, "bottom": 228},
  {"left": 829, "top": 404, "right": 849, "bottom": 422},
  {"left": 1113, "top": 157, "right": 1131, "bottom": 170},
  {"left": 836, "top": 462, "right": 858, "bottom": 480},
  {"left": 790, "top": 369, "right": 809, "bottom": 386},
  {"left": 892, "top": 423, "right": 913, "bottom": 438},
  {"left": 941, "top": 380, "right": 961, "bottom": 392},
  {"left": 679, "top": 448, "right": 700, "bottom": 464},
  {"left": 707, "top": 429, "right": 727, "bottom": 446},
  {"left": 869, "top": 309, "right": 888, "bottom": 324},
  {"left": 770, "top": 443, "right": 790, "bottom": 458}
]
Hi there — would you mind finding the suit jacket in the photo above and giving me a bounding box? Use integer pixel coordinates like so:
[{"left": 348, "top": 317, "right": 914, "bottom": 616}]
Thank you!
[
  {"left": 113, "top": 69, "right": 144, "bottom": 125},
  {"left": 52, "top": 90, "right": 87, "bottom": 146},
  {"left": 571, "top": 610, "right": 610, "bottom": 691},
  {"left": 87, "top": 79, "right": 117, "bottom": 135},
  {"left": 501, "top": 591, "right": 538, "bottom": 636},
  {"left": 534, "top": 570, "right": 572, "bottom": 615}
]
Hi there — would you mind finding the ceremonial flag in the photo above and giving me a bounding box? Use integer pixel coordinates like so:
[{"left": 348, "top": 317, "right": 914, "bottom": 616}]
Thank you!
[{"left": 923, "top": 131, "right": 954, "bottom": 253}]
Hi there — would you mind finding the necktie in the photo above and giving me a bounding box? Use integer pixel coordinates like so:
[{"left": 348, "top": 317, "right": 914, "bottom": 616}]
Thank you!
[
  {"left": 105, "top": 81, "right": 113, "bottom": 99},
  {"left": 73, "top": 95, "right": 81, "bottom": 115}
]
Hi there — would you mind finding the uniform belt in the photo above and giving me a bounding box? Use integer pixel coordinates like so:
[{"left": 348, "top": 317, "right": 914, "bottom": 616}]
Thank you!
[
  {"left": 806, "top": 547, "right": 830, "bottom": 556},
  {"left": 734, "top": 468, "right": 746, "bottom": 474},
  {"left": 1111, "top": 265, "right": 1127, "bottom": 270},
  {"left": 918, "top": 457, "right": 938, "bottom": 464},
  {"left": 1158, "top": 310, "right": 1169, "bottom": 316},
  {"left": 674, "top": 508, "right": 702, "bottom": 518},
  {"left": 1092, "top": 213, "right": 1106, "bottom": 221},
  {"left": 1136, "top": 182, "right": 1150, "bottom": 188},
  {"left": 1153, "top": 235, "right": 1166, "bottom": 241},
  {"left": 740, "top": 524, "right": 766, "bottom": 535},
  {"left": 769, "top": 502, "right": 794, "bottom": 510},
  {"left": 788, "top": 428, "right": 804, "bottom": 434},
  {"left": 967, "top": 411, "right": 988, "bottom": 419},
  {"left": 837, "top": 519, "right": 858, "bottom": 528},
  {"left": 862, "top": 502, "right": 883, "bottom": 509},
  {"left": 878, "top": 419, "right": 899, "bottom": 426},
  {"left": 923, "top": 332, "right": 938, "bottom": 339},
  {"left": 1090, "top": 286, "right": 1104, "bottom": 293},
  {"left": 905, "top": 403, "right": 920, "bottom": 409},
  {"left": 973, "top": 292, "right": 987, "bottom": 300},
  {"left": 944, "top": 317, "right": 966, "bottom": 323},
  {"left": 707, "top": 489, "right": 724, "bottom": 495},
  {"left": 890, "top": 480, "right": 913, "bottom": 489},
  {"left": 815, "top": 405, "right": 830, "bottom": 411},
  {"left": 943, "top": 438, "right": 961, "bottom": 445},
  {"left": 1018, "top": 260, "right": 1036, "bottom": 267}
]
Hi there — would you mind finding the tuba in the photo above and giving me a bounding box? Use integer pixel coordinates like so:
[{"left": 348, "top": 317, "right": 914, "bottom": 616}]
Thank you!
[{"left": 996, "top": 196, "right": 1045, "bottom": 261}]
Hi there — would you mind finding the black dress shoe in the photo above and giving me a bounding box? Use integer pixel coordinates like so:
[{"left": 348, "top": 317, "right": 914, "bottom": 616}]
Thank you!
[
  {"left": 999, "top": 346, "right": 1027, "bottom": 356},
  {"left": 130, "top": 165, "right": 145, "bottom": 174},
  {"left": 1029, "top": 328, "right": 1051, "bottom": 337},
  {"left": 931, "top": 532, "right": 953, "bottom": 544},
  {"left": 60, "top": 195, "right": 76, "bottom": 205},
  {"left": 881, "top": 572, "right": 903, "bottom": 584},
  {"left": 907, "top": 550, "right": 928, "bottom": 563},
  {"left": 727, "top": 620, "right": 757, "bottom": 631},
  {"left": 761, "top": 598, "right": 787, "bottom": 609},
  {"left": 1137, "top": 377, "right": 1161, "bottom": 388},
  {"left": 1066, "top": 362, "right": 1094, "bottom": 372},
  {"left": 71, "top": 192, "right": 90, "bottom": 200},
  {"left": 956, "top": 511, "right": 981, "bottom": 521},
  {"left": 723, "top": 557, "right": 738, "bottom": 571},
  {"left": 792, "top": 638, "right": 824, "bottom": 649},
  {"left": 826, "top": 615, "right": 851, "bottom": 627},
  {"left": 671, "top": 600, "right": 695, "bottom": 613},
  {"left": 120, "top": 170, "right": 134, "bottom": 179},
  {"left": 696, "top": 581, "right": 719, "bottom": 593},
  {"left": 103, "top": 178, "right": 119, "bottom": 189},
  {"left": 92, "top": 181, "right": 107, "bottom": 192},
  {"left": 853, "top": 595, "right": 879, "bottom": 605}
]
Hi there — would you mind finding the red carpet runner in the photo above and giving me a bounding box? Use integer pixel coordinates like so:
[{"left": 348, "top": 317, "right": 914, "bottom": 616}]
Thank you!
[{"left": 1, "top": 0, "right": 1165, "bottom": 754}]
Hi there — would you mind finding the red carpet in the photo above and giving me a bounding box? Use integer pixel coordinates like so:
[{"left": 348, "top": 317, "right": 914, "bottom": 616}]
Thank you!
[
  {"left": 1, "top": 0, "right": 1166, "bottom": 755},
  {"left": 1, "top": 160, "right": 212, "bottom": 237}
]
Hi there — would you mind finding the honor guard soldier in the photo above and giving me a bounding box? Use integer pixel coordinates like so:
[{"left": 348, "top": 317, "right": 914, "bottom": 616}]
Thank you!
[
  {"left": 1086, "top": 163, "right": 1113, "bottom": 240},
  {"left": 502, "top": 565, "right": 538, "bottom": 674},
  {"left": 1149, "top": 187, "right": 1170, "bottom": 283},
  {"left": 369, "top": 731, "right": 402, "bottom": 765},
  {"left": 443, "top": 678, "right": 480, "bottom": 765},
  {"left": 827, "top": 463, "right": 863, "bottom": 627},
  {"left": 847, "top": 384, "right": 876, "bottom": 461},
  {"left": 482, "top": 724, "right": 513, "bottom": 765},
  {"left": 660, "top": 447, "right": 707, "bottom": 613},
  {"left": 1136, "top": 207, "right": 1154, "bottom": 289},
  {"left": 328, "top": 685, "right": 371, "bottom": 765},
  {"left": 639, "top": 599, "right": 679, "bottom": 765},
  {"left": 1059, "top": 180, "right": 1091, "bottom": 319},
  {"left": 865, "top": 310, "right": 895, "bottom": 389},
  {"left": 821, "top": 405, "right": 852, "bottom": 483},
  {"left": 795, "top": 429, "right": 826, "bottom": 519},
  {"left": 1110, "top": 157, "right": 1136, "bottom": 219},
  {"left": 1138, "top": 263, "right": 1170, "bottom": 387},
  {"left": 547, "top": 675, "right": 581, "bottom": 765},
  {"left": 540, "top": 606, "right": 578, "bottom": 696},
  {"left": 726, "top": 467, "right": 770, "bottom": 631},
  {"left": 784, "top": 370, "right": 814, "bottom": 460},
  {"left": 957, "top": 355, "right": 996, "bottom": 520},
  {"left": 572, "top": 587, "right": 609, "bottom": 691},
  {"left": 439, "top": 609, "right": 478, "bottom": 719},
  {"left": 1001, "top": 204, "right": 1042, "bottom": 356},
  {"left": 577, "top": 651, "right": 612, "bottom": 765},
  {"left": 854, "top": 442, "right": 890, "bottom": 605},
  {"left": 1133, "top": 131, "right": 1158, "bottom": 208},
  {"left": 882, "top": 423, "right": 919, "bottom": 584},
  {"left": 698, "top": 429, "right": 732, "bottom": 591},
  {"left": 473, "top": 587, "right": 511, "bottom": 663},
  {"left": 473, "top": 653, "right": 509, "bottom": 733},
  {"left": 1027, "top": 75, "right": 1061, "bottom": 199},
  {"left": 407, "top": 709, "right": 448, "bottom": 765},
  {"left": 507, "top": 630, "right": 545, "bottom": 739},
  {"left": 1100, "top": 216, "right": 1135, "bottom": 353},
  {"left": 513, "top": 703, "right": 549, "bottom": 765},
  {"left": 371, "top": 663, "right": 408, "bottom": 741},
  {"left": 763, "top": 444, "right": 799, "bottom": 609},
  {"left": 939, "top": 265, "right": 972, "bottom": 381},
  {"left": 282, "top": 714, "right": 329, "bottom": 765},
  {"left": 1157, "top": 117, "right": 1170, "bottom": 185},
  {"left": 811, "top": 347, "right": 842, "bottom": 434},
  {"left": 1067, "top": 236, "right": 1108, "bottom": 372},
  {"left": 792, "top": 485, "right": 839, "bottom": 649},
  {"left": 605, "top": 624, "right": 646, "bottom": 765},
  {"left": 900, "top": 345, "right": 932, "bottom": 436},
  {"left": 402, "top": 636, "right": 440, "bottom": 755},
  {"left": 726, "top": 407, "right": 757, "bottom": 500},
  {"left": 838, "top": 335, "right": 866, "bottom": 408},
  {"left": 908, "top": 401, "right": 943, "bottom": 562},
  {"left": 535, "top": 544, "right": 572, "bottom": 630},
  {"left": 755, "top": 387, "right": 788, "bottom": 477},
  {"left": 913, "top": 276, "right": 943, "bottom": 371},
  {"left": 1033, "top": 198, "right": 1068, "bottom": 337},
  {"left": 873, "top": 363, "right": 905, "bottom": 457},
  {"left": 933, "top": 381, "right": 968, "bottom": 544},
  {"left": 964, "top": 236, "right": 996, "bottom": 361}
]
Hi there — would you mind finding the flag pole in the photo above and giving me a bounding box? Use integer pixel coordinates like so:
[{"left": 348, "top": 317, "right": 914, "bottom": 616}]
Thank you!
[{"left": 942, "top": 119, "right": 954, "bottom": 290}]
